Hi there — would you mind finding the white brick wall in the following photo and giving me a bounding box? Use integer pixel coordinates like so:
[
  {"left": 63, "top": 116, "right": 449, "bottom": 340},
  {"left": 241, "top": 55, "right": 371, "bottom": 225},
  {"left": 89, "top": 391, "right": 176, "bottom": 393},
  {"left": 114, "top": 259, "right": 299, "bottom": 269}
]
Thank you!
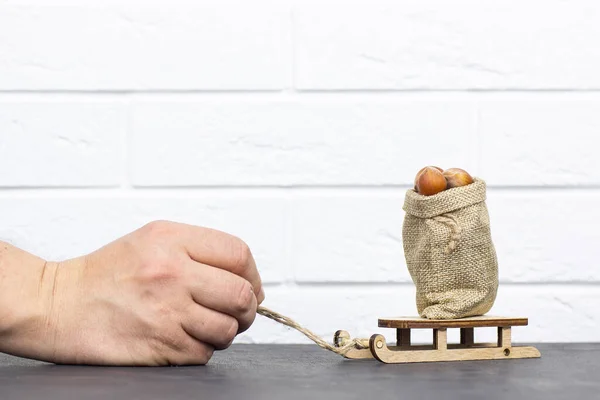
[
  {"left": 0, "top": 100, "right": 126, "bottom": 186},
  {"left": 1, "top": 0, "right": 599, "bottom": 344},
  {"left": 0, "top": 1, "right": 287, "bottom": 90},
  {"left": 294, "top": 1, "right": 600, "bottom": 90},
  {"left": 130, "top": 97, "right": 476, "bottom": 186}
]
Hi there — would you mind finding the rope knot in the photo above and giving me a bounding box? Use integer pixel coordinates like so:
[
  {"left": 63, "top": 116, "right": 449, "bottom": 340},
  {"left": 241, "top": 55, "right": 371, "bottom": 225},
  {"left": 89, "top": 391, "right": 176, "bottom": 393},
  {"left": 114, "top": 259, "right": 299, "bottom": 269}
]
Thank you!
[{"left": 432, "top": 213, "right": 462, "bottom": 254}]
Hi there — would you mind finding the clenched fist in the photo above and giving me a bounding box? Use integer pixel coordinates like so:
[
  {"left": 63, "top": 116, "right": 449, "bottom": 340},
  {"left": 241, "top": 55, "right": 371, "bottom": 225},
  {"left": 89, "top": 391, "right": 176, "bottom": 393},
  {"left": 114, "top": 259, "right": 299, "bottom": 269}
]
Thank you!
[{"left": 0, "top": 220, "right": 265, "bottom": 366}]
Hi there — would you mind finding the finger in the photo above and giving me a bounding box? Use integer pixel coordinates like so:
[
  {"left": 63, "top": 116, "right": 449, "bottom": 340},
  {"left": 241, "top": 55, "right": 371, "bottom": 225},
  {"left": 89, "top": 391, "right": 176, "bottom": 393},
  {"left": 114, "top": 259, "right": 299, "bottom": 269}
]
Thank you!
[
  {"left": 169, "top": 335, "right": 215, "bottom": 366},
  {"left": 171, "top": 222, "right": 264, "bottom": 301},
  {"left": 181, "top": 304, "right": 240, "bottom": 350},
  {"left": 185, "top": 261, "right": 257, "bottom": 333}
]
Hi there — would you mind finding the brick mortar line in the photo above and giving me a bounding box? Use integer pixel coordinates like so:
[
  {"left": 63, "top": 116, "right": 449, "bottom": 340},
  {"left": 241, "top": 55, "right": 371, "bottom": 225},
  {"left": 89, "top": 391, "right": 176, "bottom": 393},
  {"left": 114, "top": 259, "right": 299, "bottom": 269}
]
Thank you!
[
  {"left": 2, "top": 90, "right": 600, "bottom": 96},
  {"left": 2, "top": 186, "right": 600, "bottom": 194}
]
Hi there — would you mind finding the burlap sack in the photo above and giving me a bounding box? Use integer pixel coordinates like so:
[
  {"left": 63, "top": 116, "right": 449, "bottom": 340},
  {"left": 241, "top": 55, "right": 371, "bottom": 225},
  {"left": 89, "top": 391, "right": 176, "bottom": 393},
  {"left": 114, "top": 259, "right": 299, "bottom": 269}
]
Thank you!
[{"left": 402, "top": 178, "right": 498, "bottom": 319}]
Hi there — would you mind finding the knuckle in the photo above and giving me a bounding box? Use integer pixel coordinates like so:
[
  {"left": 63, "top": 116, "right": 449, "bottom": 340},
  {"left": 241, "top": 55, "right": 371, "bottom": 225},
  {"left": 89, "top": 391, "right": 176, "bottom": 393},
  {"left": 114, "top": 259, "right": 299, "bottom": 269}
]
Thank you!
[
  {"left": 233, "top": 280, "right": 254, "bottom": 313},
  {"left": 221, "top": 319, "right": 239, "bottom": 348},
  {"left": 135, "top": 221, "right": 184, "bottom": 283},
  {"left": 139, "top": 253, "right": 181, "bottom": 283},
  {"left": 231, "top": 239, "right": 251, "bottom": 271},
  {"left": 237, "top": 311, "right": 256, "bottom": 334},
  {"left": 142, "top": 220, "right": 175, "bottom": 241}
]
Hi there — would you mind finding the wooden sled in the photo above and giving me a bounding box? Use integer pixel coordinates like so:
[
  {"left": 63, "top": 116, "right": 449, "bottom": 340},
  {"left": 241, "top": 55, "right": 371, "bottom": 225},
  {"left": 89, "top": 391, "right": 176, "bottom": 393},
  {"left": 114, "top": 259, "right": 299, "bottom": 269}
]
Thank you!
[{"left": 333, "top": 316, "right": 541, "bottom": 364}]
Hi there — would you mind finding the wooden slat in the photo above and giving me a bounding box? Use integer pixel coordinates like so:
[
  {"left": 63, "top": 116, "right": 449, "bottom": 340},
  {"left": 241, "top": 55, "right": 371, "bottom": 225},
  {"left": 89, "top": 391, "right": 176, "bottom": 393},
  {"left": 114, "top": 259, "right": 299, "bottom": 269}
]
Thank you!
[
  {"left": 378, "top": 316, "right": 528, "bottom": 329},
  {"left": 396, "top": 329, "right": 411, "bottom": 347},
  {"left": 498, "top": 327, "right": 512, "bottom": 348},
  {"left": 460, "top": 328, "right": 475, "bottom": 346},
  {"left": 433, "top": 329, "right": 447, "bottom": 351}
]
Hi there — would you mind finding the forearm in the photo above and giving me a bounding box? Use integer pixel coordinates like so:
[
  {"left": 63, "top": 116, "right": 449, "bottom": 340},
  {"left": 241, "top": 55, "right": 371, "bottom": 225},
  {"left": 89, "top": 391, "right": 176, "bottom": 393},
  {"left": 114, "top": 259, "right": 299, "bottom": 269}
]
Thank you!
[{"left": 0, "top": 241, "right": 56, "bottom": 359}]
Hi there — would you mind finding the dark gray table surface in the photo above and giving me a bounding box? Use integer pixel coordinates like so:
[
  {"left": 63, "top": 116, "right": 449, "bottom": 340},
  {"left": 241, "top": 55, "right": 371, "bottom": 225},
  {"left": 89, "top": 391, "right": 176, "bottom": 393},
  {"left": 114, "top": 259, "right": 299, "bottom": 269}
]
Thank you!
[{"left": 0, "top": 343, "right": 597, "bottom": 400}]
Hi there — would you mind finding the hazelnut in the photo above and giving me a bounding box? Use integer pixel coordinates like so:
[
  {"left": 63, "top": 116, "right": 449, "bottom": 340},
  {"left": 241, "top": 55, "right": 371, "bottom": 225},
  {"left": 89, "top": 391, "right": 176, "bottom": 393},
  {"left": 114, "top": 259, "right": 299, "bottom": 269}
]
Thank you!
[
  {"left": 414, "top": 166, "right": 443, "bottom": 190},
  {"left": 443, "top": 168, "right": 474, "bottom": 189},
  {"left": 416, "top": 167, "right": 447, "bottom": 196}
]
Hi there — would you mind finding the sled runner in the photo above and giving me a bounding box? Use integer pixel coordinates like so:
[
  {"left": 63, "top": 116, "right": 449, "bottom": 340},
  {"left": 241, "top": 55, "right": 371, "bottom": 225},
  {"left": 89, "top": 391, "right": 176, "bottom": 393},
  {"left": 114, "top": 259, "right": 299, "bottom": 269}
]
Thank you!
[{"left": 334, "top": 316, "right": 541, "bottom": 364}]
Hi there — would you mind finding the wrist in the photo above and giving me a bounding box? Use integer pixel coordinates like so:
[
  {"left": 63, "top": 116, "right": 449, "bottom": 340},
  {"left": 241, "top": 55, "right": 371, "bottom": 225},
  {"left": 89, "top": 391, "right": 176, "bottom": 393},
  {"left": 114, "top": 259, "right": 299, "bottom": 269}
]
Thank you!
[{"left": 0, "top": 241, "right": 78, "bottom": 361}]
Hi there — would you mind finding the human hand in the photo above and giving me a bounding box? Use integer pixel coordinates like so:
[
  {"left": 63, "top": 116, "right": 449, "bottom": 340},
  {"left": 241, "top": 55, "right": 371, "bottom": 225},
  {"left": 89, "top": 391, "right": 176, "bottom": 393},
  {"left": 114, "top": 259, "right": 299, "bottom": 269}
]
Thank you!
[{"left": 0, "top": 220, "right": 264, "bottom": 366}]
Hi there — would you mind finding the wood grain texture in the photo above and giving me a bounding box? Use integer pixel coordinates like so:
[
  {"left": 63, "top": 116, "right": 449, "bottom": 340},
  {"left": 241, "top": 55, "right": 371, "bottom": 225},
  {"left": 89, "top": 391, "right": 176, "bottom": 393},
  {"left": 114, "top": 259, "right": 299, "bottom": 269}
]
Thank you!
[
  {"left": 378, "top": 316, "right": 528, "bottom": 329},
  {"left": 369, "top": 334, "right": 541, "bottom": 364}
]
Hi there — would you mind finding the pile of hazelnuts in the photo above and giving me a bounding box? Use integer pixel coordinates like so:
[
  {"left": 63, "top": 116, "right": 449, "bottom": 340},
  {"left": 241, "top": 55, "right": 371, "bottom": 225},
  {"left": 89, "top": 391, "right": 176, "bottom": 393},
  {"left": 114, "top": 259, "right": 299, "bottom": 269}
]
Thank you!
[{"left": 414, "top": 166, "right": 474, "bottom": 196}]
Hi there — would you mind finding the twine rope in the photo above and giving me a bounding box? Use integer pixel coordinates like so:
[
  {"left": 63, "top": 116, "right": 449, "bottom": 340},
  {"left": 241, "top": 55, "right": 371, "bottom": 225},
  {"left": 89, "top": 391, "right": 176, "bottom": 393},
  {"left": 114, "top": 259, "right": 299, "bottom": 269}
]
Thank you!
[
  {"left": 256, "top": 306, "right": 369, "bottom": 356},
  {"left": 432, "top": 213, "right": 462, "bottom": 254}
]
